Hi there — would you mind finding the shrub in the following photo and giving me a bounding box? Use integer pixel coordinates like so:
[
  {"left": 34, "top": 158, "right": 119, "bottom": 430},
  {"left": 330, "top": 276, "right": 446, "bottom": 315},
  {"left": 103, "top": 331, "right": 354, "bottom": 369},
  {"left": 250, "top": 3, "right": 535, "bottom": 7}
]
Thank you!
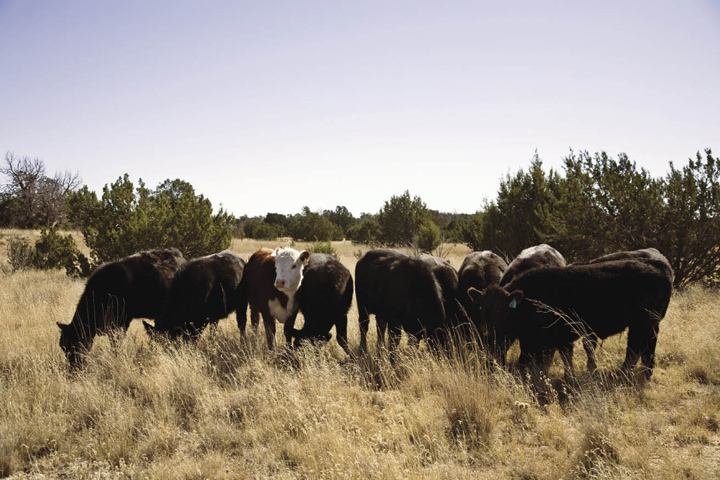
[
  {"left": 243, "top": 220, "right": 282, "bottom": 240},
  {"left": 415, "top": 221, "right": 442, "bottom": 253},
  {"left": 5, "top": 237, "right": 33, "bottom": 273},
  {"left": 347, "top": 219, "right": 381, "bottom": 246},
  {"left": 287, "top": 207, "right": 342, "bottom": 242},
  {"left": 32, "top": 227, "right": 90, "bottom": 277},
  {"left": 377, "top": 191, "right": 431, "bottom": 247},
  {"left": 309, "top": 241, "right": 338, "bottom": 258},
  {"left": 68, "top": 176, "right": 233, "bottom": 265},
  {"left": 466, "top": 148, "right": 720, "bottom": 286}
]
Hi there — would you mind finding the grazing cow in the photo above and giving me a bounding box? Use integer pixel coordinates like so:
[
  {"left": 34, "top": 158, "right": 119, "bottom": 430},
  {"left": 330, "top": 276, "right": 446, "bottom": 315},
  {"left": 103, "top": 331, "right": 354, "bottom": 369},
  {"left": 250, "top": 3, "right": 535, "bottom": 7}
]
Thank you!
[
  {"left": 468, "top": 258, "right": 673, "bottom": 378},
  {"left": 457, "top": 251, "right": 508, "bottom": 346},
  {"left": 239, "top": 247, "right": 309, "bottom": 348},
  {"left": 585, "top": 248, "right": 674, "bottom": 284},
  {"left": 356, "top": 249, "right": 446, "bottom": 353},
  {"left": 419, "top": 254, "right": 463, "bottom": 328},
  {"left": 288, "top": 253, "right": 353, "bottom": 354},
  {"left": 474, "top": 244, "right": 565, "bottom": 363},
  {"left": 500, "top": 244, "right": 566, "bottom": 286},
  {"left": 57, "top": 248, "right": 186, "bottom": 368},
  {"left": 143, "top": 250, "right": 246, "bottom": 339}
]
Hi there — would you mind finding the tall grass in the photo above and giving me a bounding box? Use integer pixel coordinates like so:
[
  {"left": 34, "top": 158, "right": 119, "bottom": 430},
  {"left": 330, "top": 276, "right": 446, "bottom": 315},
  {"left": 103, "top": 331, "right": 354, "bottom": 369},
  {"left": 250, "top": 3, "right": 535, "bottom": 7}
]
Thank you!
[{"left": 1, "top": 237, "right": 719, "bottom": 478}]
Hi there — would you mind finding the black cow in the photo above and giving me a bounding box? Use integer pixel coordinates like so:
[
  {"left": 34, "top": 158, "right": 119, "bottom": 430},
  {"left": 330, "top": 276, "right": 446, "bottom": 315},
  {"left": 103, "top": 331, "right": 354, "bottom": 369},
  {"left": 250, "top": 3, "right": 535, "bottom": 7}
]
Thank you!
[
  {"left": 144, "top": 250, "right": 246, "bottom": 339},
  {"left": 419, "top": 254, "right": 463, "bottom": 327},
  {"left": 58, "top": 248, "right": 186, "bottom": 368},
  {"left": 287, "top": 253, "right": 353, "bottom": 354},
  {"left": 468, "top": 258, "right": 673, "bottom": 378},
  {"left": 500, "top": 244, "right": 566, "bottom": 286},
  {"left": 473, "top": 244, "right": 566, "bottom": 363},
  {"left": 457, "top": 251, "right": 508, "bottom": 350},
  {"left": 585, "top": 248, "right": 674, "bottom": 284},
  {"left": 356, "top": 249, "right": 446, "bottom": 353}
]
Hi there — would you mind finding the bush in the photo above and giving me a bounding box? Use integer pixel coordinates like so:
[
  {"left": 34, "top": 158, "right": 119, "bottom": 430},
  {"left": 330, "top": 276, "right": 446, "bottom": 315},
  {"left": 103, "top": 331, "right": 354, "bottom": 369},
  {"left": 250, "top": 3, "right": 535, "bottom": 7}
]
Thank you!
[
  {"left": 347, "top": 219, "right": 381, "bottom": 246},
  {"left": 5, "top": 237, "right": 33, "bottom": 273},
  {"left": 377, "top": 191, "right": 430, "bottom": 247},
  {"left": 3, "top": 229, "right": 90, "bottom": 276},
  {"left": 243, "top": 220, "right": 283, "bottom": 240},
  {"left": 415, "top": 221, "right": 442, "bottom": 253},
  {"left": 466, "top": 148, "right": 720, "bottom": 287},
  {"left": 658, "top": 149, "right": 720, "bottom": 287},
  {"left": 32, "top": 227, "right": 90, "bottom": 277},
  {"left": 309, "top": 241, "right": 338, "bottom": 258},
  {"left": 287, "top": 207, "right": 342, "bottom": 242},
  {"left": 68, "top": 176, "right": 233, "bottom": 265}
]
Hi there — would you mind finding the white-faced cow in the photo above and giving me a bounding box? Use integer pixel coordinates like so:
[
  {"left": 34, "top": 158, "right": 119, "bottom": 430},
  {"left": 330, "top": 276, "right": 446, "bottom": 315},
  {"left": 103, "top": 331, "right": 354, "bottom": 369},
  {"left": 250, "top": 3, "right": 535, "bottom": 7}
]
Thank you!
[
  {"left": 239, "top": 247, "right": 309, "bottom": 348},
  {"left": 288, "top": 253, "right": 354, "bottom": 354},
  {"left": 355, "top": 249, "right": 447, "bottom": 354},
  {"left": 468, "top": 257, "right": 673, "bottom": 379},
  {"left": 457, "top": 251, "right": 508, "bottom": 347},
  {"left": 58, "top": 248, "right": 186, "bottom": 368},
  {"left": 499, "top": 244, "right": 566, "bottom": 286},
  {"left": 143, "top": 250, "right": 246, "bottom": 340}
]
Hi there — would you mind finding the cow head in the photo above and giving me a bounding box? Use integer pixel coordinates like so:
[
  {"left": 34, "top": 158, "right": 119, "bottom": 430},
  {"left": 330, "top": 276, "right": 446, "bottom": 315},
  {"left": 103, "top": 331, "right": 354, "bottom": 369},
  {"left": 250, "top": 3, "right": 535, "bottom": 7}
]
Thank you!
[
  {"left": 273, "top": 247, "right": 310, "bottom": 293},
  {"left": 57, "top": 322, "right": 87, "bottom": 369},
  {"left": 467, "top": 285, "right": 524, "bottom": 338}
]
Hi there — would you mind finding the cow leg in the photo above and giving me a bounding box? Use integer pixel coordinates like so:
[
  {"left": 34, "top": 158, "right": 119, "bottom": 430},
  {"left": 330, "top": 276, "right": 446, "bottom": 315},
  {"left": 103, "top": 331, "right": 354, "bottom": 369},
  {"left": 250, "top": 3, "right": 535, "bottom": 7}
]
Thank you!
[
  {"left": 250, "top": 306, "right": 261, "bottom": 330},
  {"left": 622, "top": 325, "right": 643, "bottom": 375},
  {"left": 376, "top": 316, "right": 388, "bottom": 350},
  {"left": 640, "top": 322, "right": 660, "bottom": 379},
  {"left": 558, "top": 343, "right": 575, "bottom": 379},
  {"left": 583, "top": 334, "right": 599, "bottom": 373},
  {"left": 236, "top": 296, "right": 249, "bottom": 337},
  {"left": 261, "top": 309, "right": 276, "bottom": 349},
  {"left": 357, "top": 303, "right": 370, "bottom": 354},
  {"left": 284, "top": 312, "right": 298, "bottom": 347},
  {"left": 388, "top": 323, "right": 403, "bottom": 352},
  {"left": 335, "top": 315, "right": 350, "bottom": 355}
]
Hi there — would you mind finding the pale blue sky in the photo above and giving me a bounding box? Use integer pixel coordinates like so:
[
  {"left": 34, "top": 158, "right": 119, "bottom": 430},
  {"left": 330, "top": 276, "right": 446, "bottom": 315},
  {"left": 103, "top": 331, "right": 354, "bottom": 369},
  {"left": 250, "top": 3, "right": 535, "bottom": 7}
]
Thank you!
[{"left": 2, "top": 1, "right": 719, "bottom": 217}]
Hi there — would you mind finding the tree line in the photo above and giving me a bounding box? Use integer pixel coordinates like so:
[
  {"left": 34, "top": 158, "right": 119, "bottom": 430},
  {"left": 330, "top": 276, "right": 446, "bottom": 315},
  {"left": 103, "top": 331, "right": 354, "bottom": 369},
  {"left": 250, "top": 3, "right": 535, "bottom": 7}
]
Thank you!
[{"left": 1, "top": 149, "right": 718, "bottom": 287}]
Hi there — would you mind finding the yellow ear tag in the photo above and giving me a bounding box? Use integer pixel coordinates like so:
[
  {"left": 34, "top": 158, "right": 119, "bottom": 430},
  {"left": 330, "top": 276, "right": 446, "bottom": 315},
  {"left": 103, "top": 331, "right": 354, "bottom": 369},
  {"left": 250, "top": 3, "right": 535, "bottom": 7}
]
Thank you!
[{"left": 509, "top": 298, "right": 518, "bottom": 309}]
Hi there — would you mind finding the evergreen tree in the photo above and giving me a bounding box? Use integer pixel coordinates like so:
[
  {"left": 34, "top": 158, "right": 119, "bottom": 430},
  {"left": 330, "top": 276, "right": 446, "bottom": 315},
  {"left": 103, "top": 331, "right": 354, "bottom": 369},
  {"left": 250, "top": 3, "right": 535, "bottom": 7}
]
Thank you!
[{"left": 377, "top": 190, "right": 430, "bottom": 247}]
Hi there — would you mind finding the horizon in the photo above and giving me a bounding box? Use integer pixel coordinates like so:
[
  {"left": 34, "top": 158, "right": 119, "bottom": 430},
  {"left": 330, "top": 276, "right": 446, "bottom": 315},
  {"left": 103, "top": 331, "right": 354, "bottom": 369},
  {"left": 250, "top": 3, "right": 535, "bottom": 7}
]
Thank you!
[{"left": 2, "top": 1, "right": 719, "bottom": 218}]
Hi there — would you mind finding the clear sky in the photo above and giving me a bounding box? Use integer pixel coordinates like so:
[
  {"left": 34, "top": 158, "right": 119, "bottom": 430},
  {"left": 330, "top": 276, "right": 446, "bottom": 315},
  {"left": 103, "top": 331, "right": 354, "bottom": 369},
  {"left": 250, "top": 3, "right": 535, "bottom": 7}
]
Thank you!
[{"left": 2, "top": 1, "right": 719, "bottom": 217}]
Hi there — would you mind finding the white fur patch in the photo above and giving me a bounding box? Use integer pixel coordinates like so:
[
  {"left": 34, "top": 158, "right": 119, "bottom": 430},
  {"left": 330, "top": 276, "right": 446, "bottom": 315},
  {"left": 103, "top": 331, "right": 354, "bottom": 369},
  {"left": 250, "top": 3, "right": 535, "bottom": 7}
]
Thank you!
[{"left": 268, "top": 295, "right": 299, "bottom": 324}]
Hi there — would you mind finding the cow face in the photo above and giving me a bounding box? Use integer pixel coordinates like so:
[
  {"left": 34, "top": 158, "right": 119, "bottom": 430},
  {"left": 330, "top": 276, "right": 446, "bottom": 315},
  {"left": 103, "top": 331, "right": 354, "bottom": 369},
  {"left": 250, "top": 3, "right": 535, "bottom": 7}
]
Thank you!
[
  {"left": 57, "top": 322, "right": 85, "bottom": 369},
  {"left": 273, "top": 247, "right": 310, "bottom": 293},
  {"left": 467, "top": 285, "right": 523, "bottom": 337}
]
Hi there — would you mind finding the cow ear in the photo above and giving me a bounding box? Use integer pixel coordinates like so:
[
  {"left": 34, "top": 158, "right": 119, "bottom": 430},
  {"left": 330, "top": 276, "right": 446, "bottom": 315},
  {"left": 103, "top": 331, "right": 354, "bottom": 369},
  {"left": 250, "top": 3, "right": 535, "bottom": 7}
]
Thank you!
[
  {"left": 508, "top": 291, "right": 524, "bottom": 309},
  {"left": 299, "top": 250, "right": 310, "bottom": 265},
  {"left": 467, "top": 287, "right": 485, "bottom": 304},
  {"left": 57, "top": 322, "right": 68, "bottom": 331}
]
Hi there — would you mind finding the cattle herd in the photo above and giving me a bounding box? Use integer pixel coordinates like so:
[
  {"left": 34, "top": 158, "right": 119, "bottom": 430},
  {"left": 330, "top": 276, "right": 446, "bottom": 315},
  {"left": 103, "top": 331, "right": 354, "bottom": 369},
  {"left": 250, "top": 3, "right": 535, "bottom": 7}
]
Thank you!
[{"left": 56, "top": 244, "right": 674, "bottom": 381}]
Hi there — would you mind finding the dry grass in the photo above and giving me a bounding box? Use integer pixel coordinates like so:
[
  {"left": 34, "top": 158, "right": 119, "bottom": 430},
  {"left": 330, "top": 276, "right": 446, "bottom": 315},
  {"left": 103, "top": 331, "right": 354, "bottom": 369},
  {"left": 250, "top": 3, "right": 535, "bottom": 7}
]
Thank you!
[{"left": 1, "top": 233, "right": 719, "bottom": 479}]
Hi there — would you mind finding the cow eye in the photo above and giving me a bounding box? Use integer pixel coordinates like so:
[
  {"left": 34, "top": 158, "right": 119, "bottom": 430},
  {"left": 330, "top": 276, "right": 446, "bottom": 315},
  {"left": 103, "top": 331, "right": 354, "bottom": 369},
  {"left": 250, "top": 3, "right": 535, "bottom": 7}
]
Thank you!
[{"left": 292, "top": 265, "right": 297, "bottom": 269}]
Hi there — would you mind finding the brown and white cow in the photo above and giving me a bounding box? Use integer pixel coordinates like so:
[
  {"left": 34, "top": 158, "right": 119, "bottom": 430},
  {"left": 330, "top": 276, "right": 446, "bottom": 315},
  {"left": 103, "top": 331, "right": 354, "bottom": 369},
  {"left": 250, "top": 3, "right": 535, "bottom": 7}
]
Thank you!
[{"left": 238, "top": 247, "right": 310, "bottom": 348}]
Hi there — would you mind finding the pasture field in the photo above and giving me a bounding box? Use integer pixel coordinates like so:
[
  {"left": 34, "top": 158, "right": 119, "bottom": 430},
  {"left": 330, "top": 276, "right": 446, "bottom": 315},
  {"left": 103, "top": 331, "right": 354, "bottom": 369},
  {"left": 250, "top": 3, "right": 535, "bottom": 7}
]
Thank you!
[{"left": 0, "top": 232, "right": 719, "bottom": 479}]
